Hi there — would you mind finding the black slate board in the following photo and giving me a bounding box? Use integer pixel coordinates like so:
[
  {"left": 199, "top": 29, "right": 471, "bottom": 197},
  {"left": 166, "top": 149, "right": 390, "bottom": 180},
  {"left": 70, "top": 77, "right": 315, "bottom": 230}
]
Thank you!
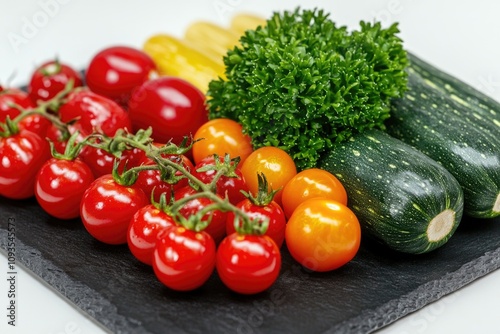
[{"left": 1, "top": 197, "right": 499, "bottom": 333}]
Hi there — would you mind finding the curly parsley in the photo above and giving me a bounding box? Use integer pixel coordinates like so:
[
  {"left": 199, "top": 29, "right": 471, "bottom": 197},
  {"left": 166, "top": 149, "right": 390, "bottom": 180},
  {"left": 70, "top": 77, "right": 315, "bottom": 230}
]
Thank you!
[{"left": 208, "top": 8, "right": 408, "bottom": 170}]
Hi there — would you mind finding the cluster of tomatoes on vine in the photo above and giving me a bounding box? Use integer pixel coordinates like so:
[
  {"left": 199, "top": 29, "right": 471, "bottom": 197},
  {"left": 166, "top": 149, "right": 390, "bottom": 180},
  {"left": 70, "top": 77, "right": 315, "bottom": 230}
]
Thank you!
[{"left": 0, "top": 45, "right": 362, "bottom": 294}]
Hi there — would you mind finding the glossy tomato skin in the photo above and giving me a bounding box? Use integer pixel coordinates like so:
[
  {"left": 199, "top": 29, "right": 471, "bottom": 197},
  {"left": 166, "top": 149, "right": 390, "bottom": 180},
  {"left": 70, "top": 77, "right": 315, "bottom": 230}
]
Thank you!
[
  {"left": 135, "top": 153, "right": 193, "bottom": 202},
  {"left": 0, "top": 88, "right": 35, "bottom": 122},
  {"left": 58, "top": 89, "right": 132, "bottom": 137},
  {"left": 128, "top": 77, "right": 208, "bottom": 145},
  {"left": 81, "top": 146, "right": 145, "bottom": 178},
  {"left": 282, "top": 168, "right": 348, "bottom": 219},
  {"left": 128, "top": 204, "right": 177, "bottom": 265},
  {"left": 192, "top": 118, "right": 253, "bottom": 165},
  {"left": 80, "top": 174, "right": 149, "bottom": 245},
  {"left": 35, "top": 158, "right": 94, "bottom": 219},
  {"left": 285, "top": 198, "right": 361, "bottom": 272},
  {"left": 0, "top": 89, "right": 50, "bottom": 136},
  {"left": 86, "top": 46, "right": 156, "bottom": 106},
  {"left": 44, "top": 124, "right": 87, "bottom": 155},
  {"left": 226, "top": 199, "right": 286, "bottom": 248},
  {"left": 136, "top": 151, "right": 194, "bottom": 202},
  {"left": 241, "top": 146, "right": 297, "bottom": 206},
  {"left": 174, "top": 186, "right": 227, "bottom": 244},
  {"left": 216, "top": 233, "right": 281, "bottom": 294},
  {"left": 18, "top": 113, "right": 52, "bottom": 137},
  {"left": 28, "top": 60, "right": 83, "bottom": 103},
  {"left": 0, "top": 130, "right": 50, "bottom": 199},
  {"left": 134, "top": 167, "right": 174, "bottom": 203},
  {"left": 153, "top": 225, "right": 216, "bottom": 291},
  {"left": 193, "top": 155, "right": 248, "bottom": 205}
]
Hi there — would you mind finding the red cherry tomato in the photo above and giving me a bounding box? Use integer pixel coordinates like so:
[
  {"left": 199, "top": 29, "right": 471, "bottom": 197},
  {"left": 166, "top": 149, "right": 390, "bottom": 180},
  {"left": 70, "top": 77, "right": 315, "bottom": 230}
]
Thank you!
[
  {"left": 226, "top": 199, "right": 286, "bottom": 248},
  {"left": 0, "top": 88, "right": 35, "bottom": 122},
  {"left": 174, "top": 186, "right": 227, "bottom": 244},
  {"left": 135, "top": 153, "right": 193, "bottom": 202},
  {"left": 216, "top": 233, "right": 281, "bottom": 294},
  {"left": 44, "top": 124, "right": 78, "bottom": 155},
  {"left": 18, "top": 113, "right": 52, "bottom": 137},
  {"left": 192, "top": 118, "right": 253, "bottom": 165},
  {"left": 80, "top": 146, "right": 145, "bottom": 179},
  {"left": 134, "top": 167, "right": 174, "bottom": 203},
  {"left": 128, "top": 77, "right": 208, "bottom": 145},
  {"left": 0, "top": 88, "right": 50, "bottom": 137},
  {"left": 193, "top": 155, "right": 248, "bottom": 205},
  {"left": 86, "top": 46, "right": 156, "bottom": 106},
  {"left": 153, "top": 225, "right": 216, "bottom": 291},
  {"left": 0, "top": 130, "right": 50, "bottom": 199},
  {"left": 28, "top": 60, "right": 83, "bottom": 103},
  {"left": 35, "top": 158, "right": 94, "bottom": 219},
  {"left": 58, "top": 89, "right": 132, "bottom": 137},
  {"left": 80, "top": 174, "right": 149, "bottom": 245},
  {"left": 127, "top": 204, "right": 177, "bottom": 265}
]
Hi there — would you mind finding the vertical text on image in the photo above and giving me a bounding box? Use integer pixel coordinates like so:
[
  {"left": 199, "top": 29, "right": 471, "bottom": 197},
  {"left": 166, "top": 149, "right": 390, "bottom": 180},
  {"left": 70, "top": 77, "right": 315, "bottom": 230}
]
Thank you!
[{"left": 6, "top": 217, "right": 17, "bottom": 326}]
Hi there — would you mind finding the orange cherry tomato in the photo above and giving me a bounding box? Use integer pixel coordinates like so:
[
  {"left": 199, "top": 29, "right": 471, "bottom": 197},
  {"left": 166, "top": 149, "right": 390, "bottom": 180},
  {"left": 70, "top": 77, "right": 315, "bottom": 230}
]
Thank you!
[
  {"left": 285, "top": 198, "right": 361, "bottom": 272},
  {"left": 192, "top": 118, "right": 253, "bottom": 165},
  {"left": 240, "top": 146, "right": 297, "bottom": 206},
  {"left": 281, "top": 168, "right": 347, "bottom": 219}
]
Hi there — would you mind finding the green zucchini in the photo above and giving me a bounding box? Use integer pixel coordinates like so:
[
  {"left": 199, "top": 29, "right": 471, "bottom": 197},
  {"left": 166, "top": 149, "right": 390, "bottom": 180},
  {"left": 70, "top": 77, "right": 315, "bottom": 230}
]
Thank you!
[
  {"left": 387, "top": 61, "right": 500, "bottom": 218},
  {"left": 318, "top": 129, "right": 464, "bottom": 254},
  {"left": 408, "top": 53, "right": 500, "bottom": 131}
]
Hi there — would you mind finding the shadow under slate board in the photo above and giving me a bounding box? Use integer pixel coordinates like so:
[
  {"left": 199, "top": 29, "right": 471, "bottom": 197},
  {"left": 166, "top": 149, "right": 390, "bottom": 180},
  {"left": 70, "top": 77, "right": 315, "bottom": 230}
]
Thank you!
[{"left": 0, "top": 197, "right": 499, "bottom": 334}]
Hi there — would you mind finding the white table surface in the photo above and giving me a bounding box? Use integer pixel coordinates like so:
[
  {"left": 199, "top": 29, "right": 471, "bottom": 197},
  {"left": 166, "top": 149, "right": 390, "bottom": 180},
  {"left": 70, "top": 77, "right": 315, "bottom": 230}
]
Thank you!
[{"left": 1, "top": 0, "right": 499, "bottom": 333}]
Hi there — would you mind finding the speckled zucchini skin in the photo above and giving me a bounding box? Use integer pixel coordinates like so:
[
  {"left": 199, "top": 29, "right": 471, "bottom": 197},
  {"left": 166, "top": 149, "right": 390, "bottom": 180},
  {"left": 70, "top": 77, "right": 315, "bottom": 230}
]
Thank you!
[
  {"left": 387, "top": 57, "right": 500, "bottom": 218},
  {"left": 318, "top": 129, "right": 464, "bottom": 254},
  {"left": 408, "top": 53, "right": 500, "bottom": 129}
]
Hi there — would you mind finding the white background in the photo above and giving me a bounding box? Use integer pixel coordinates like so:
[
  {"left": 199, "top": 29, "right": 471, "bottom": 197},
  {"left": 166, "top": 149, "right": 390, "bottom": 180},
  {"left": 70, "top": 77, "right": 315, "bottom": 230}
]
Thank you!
[{"left": 1, "top": 0, "right": 500, "bottom": 333}]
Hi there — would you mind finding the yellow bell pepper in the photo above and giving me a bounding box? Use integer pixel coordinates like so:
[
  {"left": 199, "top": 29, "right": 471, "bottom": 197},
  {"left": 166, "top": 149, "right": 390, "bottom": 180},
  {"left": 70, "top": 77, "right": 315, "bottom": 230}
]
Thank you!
[
  {"left": 143, "top": 34, "right": 225, "bottom": 93},
  {"left": 184, "top": 21, "right": 240, "bottom": 61},
  {"left": 229, "top": 13, "right": 267, "bottom": 35}
]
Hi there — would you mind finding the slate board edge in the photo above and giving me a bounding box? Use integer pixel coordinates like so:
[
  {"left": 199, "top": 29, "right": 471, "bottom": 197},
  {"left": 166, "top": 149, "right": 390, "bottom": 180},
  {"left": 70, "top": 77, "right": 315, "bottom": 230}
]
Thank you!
[
  {"left": 0, "top": 230, "right": 152, "bottom": 334},
  {"left": 2, "top": 229, "right": 500, "bottom": 334},
  {"left": 327, "top": 246, "right": 500, "bottom": 334}
]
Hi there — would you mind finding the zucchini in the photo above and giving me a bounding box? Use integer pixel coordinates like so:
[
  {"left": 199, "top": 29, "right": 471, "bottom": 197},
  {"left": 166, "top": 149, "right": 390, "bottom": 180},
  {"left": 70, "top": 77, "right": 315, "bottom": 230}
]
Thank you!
[
  {"left": 408, "top": 53, "right": 500, "bottom": 130},
  {"left": 318, "top": 129, "right": 464, "bottom": 254},
  {"left": 387, "top": 62, "right": 500, "bottom": 218}
]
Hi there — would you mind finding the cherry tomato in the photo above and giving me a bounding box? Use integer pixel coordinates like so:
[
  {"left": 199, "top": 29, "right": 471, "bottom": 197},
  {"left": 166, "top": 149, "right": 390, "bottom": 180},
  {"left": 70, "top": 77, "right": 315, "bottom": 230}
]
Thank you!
[
  {"left": 0, "top": 88, "right": 35, "bottom": 122},
  {"left": 241, "top": 146, "right": 297, "bottom": 206},
  {"left": 18, "top": 113, "right": 52, "bottom": 137},
  {"left": 136, "top": 153, "right": 193, "bottom": 202},
  {"left": 216, "top": 233, "right": 281, "bottom": 294},
  {"left": 81, "top": 146, "right": 145, "bottom": 179},
  {"left": 193, "top": 155, "right": 248, "bottom": 205},
  {"left": 153, "top": 225, "right": 216, "bottom": 291},
  {"left": 160, "top": 154, "right": 194, "bottom": 191},
  {"left": 80, "top": 174, "right": 149, "bottom": 245},
  {"left": 44, "top": 124, "right": 77, "bottom": 155},
  {"left": 128, "top": 77, "right": 208, "bottom": 146},
  {"left": 282, "top": 168, "right": 348, "bottom": 219},
  {"left": 174, "top": 186, "right": 227, "bottom": 244},
  {"left": 226, "top": 199, "right": 286, "bottom": 248},
  {"left": 0, "top": 130, "right": 50, "bottom": 199},
  {"left": 86, "top": 46, "right": 156, "bottom": 106},
  {"left": 127, "top": 204, "right": 177, "bottom": 265},
  {"left": 35, "top": 158, "right": 94, "bottom": 219},
  {"left": 28, "top": 60, "right": 83, "bottom": 103},
  {"left": 58, "top": 89, "right": 132, "bottom": 137},
  {"left": 192, "top": 118, "right": 253, "bottom": 165},
  {"left": 285, "top": 198, "right": 361, "bottom": 272}
]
